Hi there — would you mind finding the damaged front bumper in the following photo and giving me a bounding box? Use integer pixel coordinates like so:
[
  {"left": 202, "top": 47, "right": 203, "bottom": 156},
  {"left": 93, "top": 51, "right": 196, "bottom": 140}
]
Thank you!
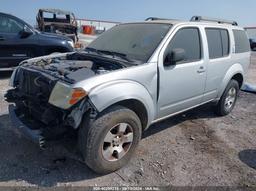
[
  {"left": 9, "top": 104, "right": 46, "bottom": 148},
  {"left": 6, "top": 65, "right": 99, "bottom": 148},
  {"left": 7, "top": 96, "right": 97, "bottom": 149}
]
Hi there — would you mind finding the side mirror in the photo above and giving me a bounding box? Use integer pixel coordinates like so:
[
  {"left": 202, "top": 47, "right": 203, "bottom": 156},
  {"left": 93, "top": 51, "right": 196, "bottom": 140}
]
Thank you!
[
  {"left": 19, "top": 26, "right": 33, "bottom": 38},
  {"left": 164, "top": 48, "right": 185, "bottom": 66}
]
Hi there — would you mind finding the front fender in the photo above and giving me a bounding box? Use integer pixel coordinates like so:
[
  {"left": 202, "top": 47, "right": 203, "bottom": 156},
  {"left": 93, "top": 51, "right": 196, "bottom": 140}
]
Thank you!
[
  {"left": 88, "top": 80, "right": 155, "bottom": 127},
  {"left": 217, "top": 63, "right": 244, "bottom": 98}
]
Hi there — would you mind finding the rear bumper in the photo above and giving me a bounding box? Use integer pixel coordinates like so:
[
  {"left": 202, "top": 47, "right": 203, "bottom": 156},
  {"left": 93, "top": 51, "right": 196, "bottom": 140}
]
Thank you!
[{"left": 8, "top": 104, "right": 45, "bottom": 148}]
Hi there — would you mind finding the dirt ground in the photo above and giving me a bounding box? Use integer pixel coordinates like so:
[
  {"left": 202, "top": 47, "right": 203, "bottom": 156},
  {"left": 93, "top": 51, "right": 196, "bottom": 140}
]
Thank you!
[{"left": 0, "top": 54, "right": 256, "bottom": 188}]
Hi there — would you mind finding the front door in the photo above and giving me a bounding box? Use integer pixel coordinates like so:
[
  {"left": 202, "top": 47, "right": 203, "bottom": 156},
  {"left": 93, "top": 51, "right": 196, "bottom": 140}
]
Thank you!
[{"left": 157, "top": 27, "right": 207, "bottom": 118}]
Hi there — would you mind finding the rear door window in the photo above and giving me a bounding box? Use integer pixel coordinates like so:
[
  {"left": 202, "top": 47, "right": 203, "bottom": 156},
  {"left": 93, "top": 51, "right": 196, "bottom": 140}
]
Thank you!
[
  {"left": 206, "top": 28, "right": 230, "bottom": 59},
  {"left": 220, "top": 30, "right": 229, "bottom": 56},
  {"left": 206, "top": 29, "right": 223, "bottom": 59},
  {"left": 233, "top": 30, "right": 250, "bottom": 53}
]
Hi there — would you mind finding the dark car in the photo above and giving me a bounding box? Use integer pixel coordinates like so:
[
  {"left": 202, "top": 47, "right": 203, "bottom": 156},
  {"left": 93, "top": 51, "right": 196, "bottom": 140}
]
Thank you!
[
  {"left": 0, "top": 12, "right": 74, "bottom": 71},
  {"left": 244, "top": 27, "right": 256, "bottom": 50}
]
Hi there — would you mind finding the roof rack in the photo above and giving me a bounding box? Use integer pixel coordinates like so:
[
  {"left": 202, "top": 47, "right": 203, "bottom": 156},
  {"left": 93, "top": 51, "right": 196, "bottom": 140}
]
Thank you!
[{"left": 190, "top": 16, "right": 238, "bottom": 26}]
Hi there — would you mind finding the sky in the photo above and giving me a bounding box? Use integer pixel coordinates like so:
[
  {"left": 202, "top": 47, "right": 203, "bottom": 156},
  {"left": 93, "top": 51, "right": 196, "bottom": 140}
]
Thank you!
[{"left": 1, "top": 0, "right": 256, "bottom": 27}]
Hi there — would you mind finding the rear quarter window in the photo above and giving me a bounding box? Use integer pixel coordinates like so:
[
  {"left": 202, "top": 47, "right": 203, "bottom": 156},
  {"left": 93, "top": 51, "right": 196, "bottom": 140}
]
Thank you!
[{"left": 233, "top": 30, "right": 250, "bottom": 53}]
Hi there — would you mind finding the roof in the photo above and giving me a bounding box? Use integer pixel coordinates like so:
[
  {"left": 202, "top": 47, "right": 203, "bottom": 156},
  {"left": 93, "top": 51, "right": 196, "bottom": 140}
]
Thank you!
[{"left": 38, "top": 8, "right": 74, "bottom": 15}]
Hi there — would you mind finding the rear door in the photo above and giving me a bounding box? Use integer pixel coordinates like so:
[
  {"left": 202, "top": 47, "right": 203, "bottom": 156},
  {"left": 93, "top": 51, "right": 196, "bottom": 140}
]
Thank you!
[
  {"left": 0, "top": 14, "right": 35, "bottom": 69},
  {"left": 202, "top": 28, "right": 231, "bottom": 101}
]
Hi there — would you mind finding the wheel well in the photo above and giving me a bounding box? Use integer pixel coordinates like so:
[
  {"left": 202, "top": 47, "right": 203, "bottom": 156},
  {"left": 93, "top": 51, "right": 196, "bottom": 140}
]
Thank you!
[
  {"left": 112, "top": 99, "right": 148, "bottom": 130},
  {"left": 231, "top": 73, "right": 243, "bottom": 88}
]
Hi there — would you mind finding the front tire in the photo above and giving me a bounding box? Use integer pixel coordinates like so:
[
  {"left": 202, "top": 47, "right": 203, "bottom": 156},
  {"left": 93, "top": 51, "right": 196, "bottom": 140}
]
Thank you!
[
  {"left": 215, "top": 79, "right": 239, "bottom": 116},
  {"left": 78, "top": 106, "right": 142, "bottom": 174}
]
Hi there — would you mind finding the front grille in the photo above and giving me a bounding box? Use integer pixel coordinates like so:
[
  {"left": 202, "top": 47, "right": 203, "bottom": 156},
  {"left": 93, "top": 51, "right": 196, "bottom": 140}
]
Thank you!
[
  {"left": 17, "top": 68, "right": 57, "bottom": 104},
  {"left": 14, "top": 67, "right": 62, "bottom": 124}
]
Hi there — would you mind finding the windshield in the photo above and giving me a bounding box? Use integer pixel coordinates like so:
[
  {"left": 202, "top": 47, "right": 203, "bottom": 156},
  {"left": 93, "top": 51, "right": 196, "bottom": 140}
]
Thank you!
[{"left": 86, "top": 23, "right": 172, "bottom": 63}]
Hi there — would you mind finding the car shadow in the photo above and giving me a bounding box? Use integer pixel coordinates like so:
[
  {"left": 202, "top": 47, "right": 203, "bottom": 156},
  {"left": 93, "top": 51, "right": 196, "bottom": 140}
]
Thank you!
[
  {"left": 0, "top": 104, "right": 217, "bottom": 187},
  {"left": 238, "top": 149, "right": 256, "bottom": 170},
  {"left": 143, "top": 103, "right": 217, "bottom": 138}
]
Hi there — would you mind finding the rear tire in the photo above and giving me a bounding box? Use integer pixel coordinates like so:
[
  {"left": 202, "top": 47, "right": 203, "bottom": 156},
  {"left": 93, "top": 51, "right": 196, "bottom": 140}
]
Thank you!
[
  {"left": 215, "top": 79, "right": 239, "bottom": 116},
  {"left": 78, "top": 105, "right": 142, "bottom": 174}
]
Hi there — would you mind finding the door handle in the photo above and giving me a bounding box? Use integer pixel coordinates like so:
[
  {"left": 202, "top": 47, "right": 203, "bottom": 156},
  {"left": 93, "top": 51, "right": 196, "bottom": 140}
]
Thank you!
[{"left": 197, "top": 66, "right": 206, "bottom": 73}]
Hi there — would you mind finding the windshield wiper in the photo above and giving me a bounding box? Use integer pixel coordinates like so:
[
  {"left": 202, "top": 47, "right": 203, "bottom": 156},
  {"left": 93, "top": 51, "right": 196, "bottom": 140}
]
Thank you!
[
  {"left": 85, "top": 47, "right": 102, "bottom": 55},
  {"left": 97, "top": 49, "right": 134, "bottom": 63},
  {"left": 85, "top": 47, "right": 139, "bottom": 65}
]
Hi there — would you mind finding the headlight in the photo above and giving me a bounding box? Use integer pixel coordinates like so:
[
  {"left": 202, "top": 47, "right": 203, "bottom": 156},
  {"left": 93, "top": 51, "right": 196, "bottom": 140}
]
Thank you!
[
  {"left": 67, "top": 40, "right": 74, "bottom": 48},
  {"left": 48, "top": 82, "right": 87, "bottom": 109}
]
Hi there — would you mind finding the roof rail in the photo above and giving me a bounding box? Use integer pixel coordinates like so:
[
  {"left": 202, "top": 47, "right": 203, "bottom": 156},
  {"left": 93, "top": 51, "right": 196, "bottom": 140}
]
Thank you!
[
  {"left": 145, "top": 17, "right": 170, "bottom": 21},
  {"left": 190, "top": 16, "right": 238, "bottom": 26}
]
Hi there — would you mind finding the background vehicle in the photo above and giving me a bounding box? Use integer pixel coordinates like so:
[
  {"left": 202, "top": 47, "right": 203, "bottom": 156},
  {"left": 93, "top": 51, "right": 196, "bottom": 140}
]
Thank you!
[
  {"left": 5, "top": 16, "right": 250, "bottom": 174},
  {"left": 37, "top": 9, "right": 78, "bottom": 43},
  {"left": 244, "top": 27, "right": 256, "bottom": 50},
  {"left": 0, "top": 12, "right": 74, "bottom": 70}
]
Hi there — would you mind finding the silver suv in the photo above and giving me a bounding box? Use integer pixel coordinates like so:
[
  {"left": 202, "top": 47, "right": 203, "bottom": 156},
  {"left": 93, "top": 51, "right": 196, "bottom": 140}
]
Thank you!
[{"left": 5, "top": 16, "right": 251, "bottom": 174}]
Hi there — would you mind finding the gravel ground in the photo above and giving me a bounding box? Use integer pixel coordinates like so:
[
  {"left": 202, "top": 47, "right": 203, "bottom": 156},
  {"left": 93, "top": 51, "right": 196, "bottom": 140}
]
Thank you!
[{"left": 0, "top": 54, "right": 256, "bottom": 187}]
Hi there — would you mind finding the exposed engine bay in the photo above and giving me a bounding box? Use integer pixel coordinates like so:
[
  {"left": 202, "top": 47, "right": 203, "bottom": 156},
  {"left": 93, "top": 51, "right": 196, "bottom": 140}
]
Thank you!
[
  {"left": 20, "top": 52, "right": 126, "bottom": 83},
  {"left": 5, "top": 52, "right": 127, "bottom": 146}
]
